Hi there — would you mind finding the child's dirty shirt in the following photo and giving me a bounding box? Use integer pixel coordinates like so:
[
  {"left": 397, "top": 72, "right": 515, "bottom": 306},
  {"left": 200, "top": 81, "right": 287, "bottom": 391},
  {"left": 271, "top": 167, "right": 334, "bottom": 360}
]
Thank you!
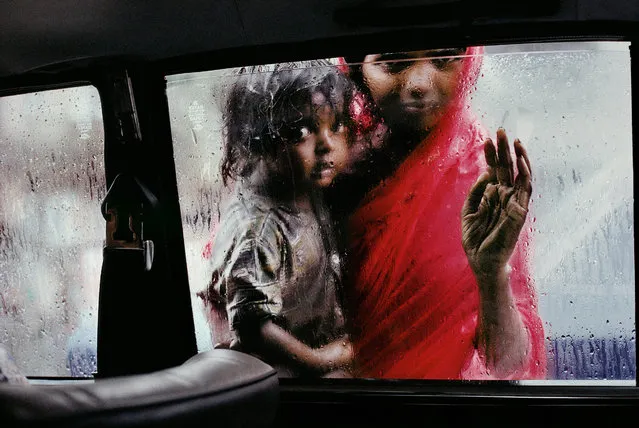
[{"left": 207, "top": 183, "right": 346, "bottom": 358}]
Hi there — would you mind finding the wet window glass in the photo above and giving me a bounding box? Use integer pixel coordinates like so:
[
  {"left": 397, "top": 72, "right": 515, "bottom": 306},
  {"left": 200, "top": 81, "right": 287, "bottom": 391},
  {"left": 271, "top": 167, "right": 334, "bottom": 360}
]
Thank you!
[
  {"left": 0, "top": 86, "right": 105, "bottom": 377},
  {"left": 166, "top": 42, "right": 634, "bottom": 383}
]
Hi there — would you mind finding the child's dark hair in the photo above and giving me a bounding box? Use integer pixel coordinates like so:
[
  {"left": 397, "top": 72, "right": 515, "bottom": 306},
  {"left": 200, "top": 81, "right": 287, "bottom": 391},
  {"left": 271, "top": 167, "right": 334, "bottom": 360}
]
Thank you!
[{"left": 220, "top": 60, "right": 355, "bottom": 185}]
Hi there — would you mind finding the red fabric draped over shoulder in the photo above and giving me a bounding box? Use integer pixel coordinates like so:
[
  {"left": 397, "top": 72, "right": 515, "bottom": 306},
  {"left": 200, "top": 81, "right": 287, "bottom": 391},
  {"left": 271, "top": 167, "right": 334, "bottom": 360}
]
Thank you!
[{"left": 345, "top": 47, "right": 546, "bottom": 379}]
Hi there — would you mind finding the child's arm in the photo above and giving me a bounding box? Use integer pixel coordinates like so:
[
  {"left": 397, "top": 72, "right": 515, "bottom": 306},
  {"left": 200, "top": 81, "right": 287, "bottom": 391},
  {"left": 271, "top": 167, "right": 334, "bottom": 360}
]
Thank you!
[
  {"left": 222, "top": 217, "right": 352, "bottom": 374},
  {"left": 238, "top": 320, "right": 353, "bottom": 375}
]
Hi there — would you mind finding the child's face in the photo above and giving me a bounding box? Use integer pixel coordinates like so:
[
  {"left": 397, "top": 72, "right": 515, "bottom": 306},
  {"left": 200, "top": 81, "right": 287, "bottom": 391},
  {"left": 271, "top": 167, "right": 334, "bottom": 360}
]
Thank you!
[
  {"left": 277, "top": 91, "right": 349, "bottom": 189},
  {"left": 360, "top": 48, "right": 466, "bottom": 137}
]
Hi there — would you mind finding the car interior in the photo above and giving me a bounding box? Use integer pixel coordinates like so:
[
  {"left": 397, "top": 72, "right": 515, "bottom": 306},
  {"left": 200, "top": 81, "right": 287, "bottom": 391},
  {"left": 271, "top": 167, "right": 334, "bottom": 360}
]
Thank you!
[{"left": 0, "top": 0, "right": 638, "bottom": 426}]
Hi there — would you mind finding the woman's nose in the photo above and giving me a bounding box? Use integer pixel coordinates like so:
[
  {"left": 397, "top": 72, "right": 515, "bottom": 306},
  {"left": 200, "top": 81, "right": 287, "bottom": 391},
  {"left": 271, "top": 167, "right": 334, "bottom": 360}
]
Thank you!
[{"left": 403, "top": 61, "right": 437, "bottom": 98}]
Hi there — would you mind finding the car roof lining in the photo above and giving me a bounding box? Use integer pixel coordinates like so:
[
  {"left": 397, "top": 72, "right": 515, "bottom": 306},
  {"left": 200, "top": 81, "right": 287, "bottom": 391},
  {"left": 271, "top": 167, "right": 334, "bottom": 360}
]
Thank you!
[{"left": 1, "top": 0, "right": 639, "bottom": 79}]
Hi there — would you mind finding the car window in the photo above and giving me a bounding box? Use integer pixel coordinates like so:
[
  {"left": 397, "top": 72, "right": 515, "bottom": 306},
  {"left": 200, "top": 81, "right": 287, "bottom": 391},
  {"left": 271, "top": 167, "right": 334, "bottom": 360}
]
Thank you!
[
  {"left": 166, "top": 42, "right": 634, "bottom": 383},
  {"left": 0, "top": 86, "right": 105, "bottom": 377}
]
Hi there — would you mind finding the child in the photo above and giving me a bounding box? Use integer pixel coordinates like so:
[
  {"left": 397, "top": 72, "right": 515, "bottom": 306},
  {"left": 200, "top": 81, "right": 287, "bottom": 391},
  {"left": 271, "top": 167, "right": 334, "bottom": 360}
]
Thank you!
[{"left": 201, "top": 61, "right": 355, "bottom": 377}]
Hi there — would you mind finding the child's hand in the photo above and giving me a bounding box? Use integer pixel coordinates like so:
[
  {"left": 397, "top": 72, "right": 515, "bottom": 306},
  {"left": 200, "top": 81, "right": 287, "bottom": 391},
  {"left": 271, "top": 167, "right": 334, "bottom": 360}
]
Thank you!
[
  {"left": 316, "top": 337, "right": 354, "bottom": 371},
  {"left": 251, "top": 321, "right": 353, "bottom": 374}
]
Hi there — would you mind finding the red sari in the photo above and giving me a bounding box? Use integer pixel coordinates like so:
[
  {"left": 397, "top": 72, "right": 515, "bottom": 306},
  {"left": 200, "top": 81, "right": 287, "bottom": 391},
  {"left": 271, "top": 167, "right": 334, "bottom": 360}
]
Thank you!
[{"left": 346, "top": 47, "right": 546, "bottom": 379}]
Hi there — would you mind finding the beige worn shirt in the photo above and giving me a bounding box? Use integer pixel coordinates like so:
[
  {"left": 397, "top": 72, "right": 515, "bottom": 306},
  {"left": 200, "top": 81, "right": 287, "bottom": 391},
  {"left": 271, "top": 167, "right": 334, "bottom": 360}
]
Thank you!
[{"left": 208, "top": 184, "right": 345, "bottom": 353}]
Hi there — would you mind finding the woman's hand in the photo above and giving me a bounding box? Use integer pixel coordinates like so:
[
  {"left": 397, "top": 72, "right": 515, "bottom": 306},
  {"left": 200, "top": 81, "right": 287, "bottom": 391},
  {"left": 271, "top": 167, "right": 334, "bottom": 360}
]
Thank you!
[{"left": 462, "top": 129, "right": 532, "bottom": 281}]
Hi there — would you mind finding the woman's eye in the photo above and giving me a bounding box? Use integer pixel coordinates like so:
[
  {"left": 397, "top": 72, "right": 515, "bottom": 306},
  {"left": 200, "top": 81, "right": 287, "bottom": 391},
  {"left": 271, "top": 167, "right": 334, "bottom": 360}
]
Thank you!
[
  {"left": 381, "top": 61, "right": 410, "bottom": 74},
  {"left": 375, "top": 53, "right": 411, "bottom": 74},
  {"left": 431, "top": 56, "right": 462, "bottom": 69}
]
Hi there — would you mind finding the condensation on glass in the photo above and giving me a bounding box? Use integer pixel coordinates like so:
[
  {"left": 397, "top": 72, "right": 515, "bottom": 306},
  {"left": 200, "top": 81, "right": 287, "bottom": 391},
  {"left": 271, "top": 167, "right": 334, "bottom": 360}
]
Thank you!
[
  {"left": 166, "top": 42, "right": 635, "bottom": 382},
  {"left": 476, "top": 43, "right": 634, "bottom": 383},
  {"left": 0, "top": 86, "right": 105, "bottom": 377}
]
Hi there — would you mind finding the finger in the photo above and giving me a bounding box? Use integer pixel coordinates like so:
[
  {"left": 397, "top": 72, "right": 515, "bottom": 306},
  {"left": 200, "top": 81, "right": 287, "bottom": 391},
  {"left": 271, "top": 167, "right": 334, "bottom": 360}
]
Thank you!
[
  {"left": 213, "top": 341, "right": 232, "bottom": 349},
  {"left": 485, "top": 186, "right": 526, "bottom": 258},
  {"left": 496, "top": 128, "right": 514, "bottom": 187},
  {"left": 514, "top": 138, "right": 532, "bottom": 178},
  {"left": 462, "top": 183, "right": 499, "bottom": 252},
  {"left": 483, "top": 183, "right": 503, "bottom": 233},
  {"left": 505, "top": 197, "right": 529, "bottom": 235},
  {"left": 484, "top": 139, "right": 498, "bottom": 169},
  {"left": 486, "top": 207, "right": 526, "bottom": 262},
  {"left": 462, "top": 171, "right": 494, "bottom": 218},
  {"left": 514, "top": 139, "right": 532, "bottom": 210},
  {"left": 482, "top": 139, "right": 498, "bottom": 185},
  {"left": 514, "top": 159, "right": 532, "bottom": 210}
]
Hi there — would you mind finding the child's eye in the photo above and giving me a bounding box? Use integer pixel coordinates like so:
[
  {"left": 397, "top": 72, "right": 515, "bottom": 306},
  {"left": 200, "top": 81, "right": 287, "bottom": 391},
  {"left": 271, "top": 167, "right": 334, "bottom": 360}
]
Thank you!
[
  {"left": 299, "top": 126, "right": 311, "bottom": 139},
  {"left": 281, "top": 125, "right": 311, "bottom": 143},
  {"left": 331, "top": 121, "right": 346, "bottom": 133}
]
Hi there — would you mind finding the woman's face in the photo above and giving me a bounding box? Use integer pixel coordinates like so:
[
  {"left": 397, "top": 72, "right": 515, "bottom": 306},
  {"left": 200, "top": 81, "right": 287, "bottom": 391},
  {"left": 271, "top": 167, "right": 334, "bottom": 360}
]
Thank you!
[{"left": 360, "top": 48, "right": 466, "bottom": 138}]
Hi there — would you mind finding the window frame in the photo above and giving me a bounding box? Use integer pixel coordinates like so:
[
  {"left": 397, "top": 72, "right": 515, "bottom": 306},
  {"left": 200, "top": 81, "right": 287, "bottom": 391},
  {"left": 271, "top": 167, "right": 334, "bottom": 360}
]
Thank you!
[{"left": 156, "top": 24, "right": 639, "bottom": 410}]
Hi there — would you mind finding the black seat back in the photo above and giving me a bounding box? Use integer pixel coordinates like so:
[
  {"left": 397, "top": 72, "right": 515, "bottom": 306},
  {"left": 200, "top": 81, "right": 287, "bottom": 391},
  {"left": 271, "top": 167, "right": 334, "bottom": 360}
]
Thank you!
[{"left": 0, "top": 350, "right": 278, "bottom": 428}]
